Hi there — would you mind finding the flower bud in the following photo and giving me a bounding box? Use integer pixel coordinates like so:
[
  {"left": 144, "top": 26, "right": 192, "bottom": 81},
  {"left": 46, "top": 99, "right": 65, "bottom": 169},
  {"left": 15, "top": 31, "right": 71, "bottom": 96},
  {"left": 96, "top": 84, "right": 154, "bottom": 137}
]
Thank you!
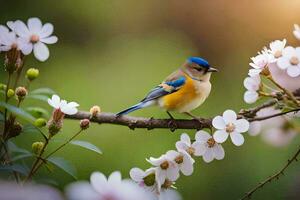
[
  {"left": 34, "top": 118, "right": 47, "bottom": 127},
  {"left": 47, "top": 120, "right": 63, "bottom": 136},
  {"left": 32, "top": 142, "right": 44, "bottom": 154},
  {"left": 26, "top": 68, "right": 39, "bottom": 81},
  {"left": 0, "top": 84, "right": 7, "bottom": 91},
  {"left": 15, "top": 87, "right": 28, "bottom": 101},
  {"left": 80, "top": 119, "right": 90, "bottom": 130},
  {"left": 7, "top": 89, "right": 15, "bottom": 98},
  {"left": 89, "top": 105, "right": 101, "bottom": 117},
  {"left": 9, "top": 122, "right": 23, "bottom": 138}
]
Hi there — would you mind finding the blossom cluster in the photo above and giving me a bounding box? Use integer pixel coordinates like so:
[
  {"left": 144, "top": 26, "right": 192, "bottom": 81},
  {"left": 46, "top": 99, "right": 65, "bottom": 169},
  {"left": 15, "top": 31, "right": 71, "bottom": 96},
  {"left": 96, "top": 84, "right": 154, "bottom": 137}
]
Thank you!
[
  {"left": 130, "top": 109, "right": 250, "bottom": 195},
  {"left": 244, "top": 24, "right": 300, "bottom": 104},
  {"left": 0, "top": 17, "right": 57, "bottom": 62},
  {"left": 242, "top": 24, "right": 300, "bottom": 147}
]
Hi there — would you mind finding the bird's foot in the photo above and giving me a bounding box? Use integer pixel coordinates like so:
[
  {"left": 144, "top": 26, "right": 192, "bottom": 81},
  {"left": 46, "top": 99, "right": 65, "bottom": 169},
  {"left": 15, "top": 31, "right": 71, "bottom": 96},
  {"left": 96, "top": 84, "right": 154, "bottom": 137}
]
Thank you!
[
  {"left": 184, "top": 112, "right": 202, "bottom": 122},
  {"left": 166, "top": 111, "right": 177, "bottom": 132}
]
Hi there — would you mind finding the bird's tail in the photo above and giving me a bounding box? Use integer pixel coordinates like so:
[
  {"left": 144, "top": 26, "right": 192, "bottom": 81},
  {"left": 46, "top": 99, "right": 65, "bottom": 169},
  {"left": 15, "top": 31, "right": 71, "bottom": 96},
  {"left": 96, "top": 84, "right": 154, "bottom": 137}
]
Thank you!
[{"left": 116, "top": 101, "right": 154, "bottom": 116}]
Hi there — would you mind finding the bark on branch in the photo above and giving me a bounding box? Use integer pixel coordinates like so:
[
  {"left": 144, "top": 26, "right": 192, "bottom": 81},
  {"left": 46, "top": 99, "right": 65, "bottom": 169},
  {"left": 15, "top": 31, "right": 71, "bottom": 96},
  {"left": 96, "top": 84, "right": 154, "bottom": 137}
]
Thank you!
[{"left": 65, "top": 112, "right": 212, "bottom": 131}]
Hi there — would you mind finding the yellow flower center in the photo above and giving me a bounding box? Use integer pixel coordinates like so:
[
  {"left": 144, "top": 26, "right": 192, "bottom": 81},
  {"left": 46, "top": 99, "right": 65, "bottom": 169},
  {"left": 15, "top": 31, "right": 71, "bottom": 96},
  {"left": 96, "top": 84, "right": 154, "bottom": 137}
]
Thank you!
[
  {"left": 187, "top": 147, "right": 195, "bottom": 156},
  {"left": 226, "top": 122, "right": 236, "bottom": 133},
  {"left": 290, "top": 56, "right": 299, "bottom": 65},
  {"left": 207, "top": 138, "right": 216, "bottom": 148},
  {"left": 175, "top": 155, "right": 184, "bottom": 164},
  {"left": 274, "top": 50, "right": 282, "bottom": 58},
  {"left": 30, "top": 34, "right": 40, "bottom": 43},
  {"left": 160, "top": 161, "right": 169, "bottom": 170},
  {"left": 161, "top": 179, "right": 173, "bottom": 189}
]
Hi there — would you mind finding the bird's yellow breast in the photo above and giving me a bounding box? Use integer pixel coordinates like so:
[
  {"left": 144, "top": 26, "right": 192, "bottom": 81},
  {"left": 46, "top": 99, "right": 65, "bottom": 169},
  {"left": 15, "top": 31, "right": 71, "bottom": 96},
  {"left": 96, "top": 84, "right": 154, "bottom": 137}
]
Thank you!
[{"left": 158, "top": 75, "right": 211, "bottom": 113}]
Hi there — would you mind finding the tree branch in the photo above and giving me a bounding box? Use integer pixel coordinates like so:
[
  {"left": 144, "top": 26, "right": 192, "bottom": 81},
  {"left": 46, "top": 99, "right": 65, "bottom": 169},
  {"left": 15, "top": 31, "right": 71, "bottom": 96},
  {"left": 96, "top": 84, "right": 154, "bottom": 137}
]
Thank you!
[
  {"left": 65, "top": 112, "right": 212, "bottom": 131},
  {"left": 65, "top": 104, "right": 299, "bottom": 131},
  {"left": 240, "top": 146, "right": 300, "bottom": 200}
]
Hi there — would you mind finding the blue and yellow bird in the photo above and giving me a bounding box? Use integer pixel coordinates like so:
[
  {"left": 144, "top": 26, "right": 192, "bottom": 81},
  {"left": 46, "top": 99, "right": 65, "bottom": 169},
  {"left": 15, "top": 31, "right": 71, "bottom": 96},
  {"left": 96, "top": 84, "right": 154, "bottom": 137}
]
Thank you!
[{"left": 117, "top": 57, "right": 218, "bottom": 119}]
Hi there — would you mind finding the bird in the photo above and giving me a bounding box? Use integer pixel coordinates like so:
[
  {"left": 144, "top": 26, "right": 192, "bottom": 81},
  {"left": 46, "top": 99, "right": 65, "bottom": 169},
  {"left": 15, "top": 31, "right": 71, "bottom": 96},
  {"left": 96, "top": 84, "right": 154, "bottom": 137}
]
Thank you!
[{"left": 116, "top": 57, "right": 218, "bottom": 119}]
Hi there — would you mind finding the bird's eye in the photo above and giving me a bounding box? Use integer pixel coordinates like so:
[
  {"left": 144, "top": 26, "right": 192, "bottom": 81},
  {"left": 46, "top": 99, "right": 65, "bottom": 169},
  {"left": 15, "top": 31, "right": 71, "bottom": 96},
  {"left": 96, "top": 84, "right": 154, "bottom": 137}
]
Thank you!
[{"left": 195, "top": 67, "right": 202, "bottom": 72}]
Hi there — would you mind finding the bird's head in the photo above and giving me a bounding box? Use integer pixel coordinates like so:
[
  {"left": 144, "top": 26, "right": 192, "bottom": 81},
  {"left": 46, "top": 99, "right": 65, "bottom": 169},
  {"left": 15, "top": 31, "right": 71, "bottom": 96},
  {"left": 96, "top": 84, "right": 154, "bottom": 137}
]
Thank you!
[{"left": 182, "top": 57, "right": 218, "bottom": 81}]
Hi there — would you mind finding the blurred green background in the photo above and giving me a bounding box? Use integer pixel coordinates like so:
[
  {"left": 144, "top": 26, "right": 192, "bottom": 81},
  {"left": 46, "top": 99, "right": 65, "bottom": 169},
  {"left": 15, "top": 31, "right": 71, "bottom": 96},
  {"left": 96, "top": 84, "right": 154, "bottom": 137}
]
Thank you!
[{"left": 1, "top": 0, "right": 300, "bottom": 199}]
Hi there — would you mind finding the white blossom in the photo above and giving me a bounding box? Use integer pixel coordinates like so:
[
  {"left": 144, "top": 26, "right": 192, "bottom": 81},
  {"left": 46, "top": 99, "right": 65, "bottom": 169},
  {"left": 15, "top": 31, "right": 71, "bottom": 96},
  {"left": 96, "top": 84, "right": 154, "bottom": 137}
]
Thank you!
[
  {"left": 248, "top": 51, "right": 275, "bottom": 77},
  {"left": 175, "top": 133, "right": 204, "bottom": 156},
  {"left": 195, "top": 130, "right": 225, "bottom": 163},
  {"left": 0, "top": 25, "right": 31, "bottom": 55},
  {"left": 243, "top": 76, "right": 261, "bottom": 104},
  {"left": 212, "top": 110, "right": 250, "bottom": 146},
  {"left": 13, "top": 17, "right": 58, "bottom": 61},
  {"left": 146, "top": 153, "right": 180, "bottom": 187},
  {"left": 167, "top": 150, "right": 195, "bottom": 176},
  {"left": 293, "top": 24, "right": 300, "bottom": 40},
  {"left": 130, "top": 167, "right": 158, "bottom": 192},
  {"left": 48, "top": 94, "right": 79, "bottom": 115},
  {"left": 277, "top": 46, "right": 300, "bottom": 77},
  {"left": 66, "top": 171, "right": 154, "bottom": 200},
  {"left": 267, "top": 39, "right": 286, "bottom": 59}
]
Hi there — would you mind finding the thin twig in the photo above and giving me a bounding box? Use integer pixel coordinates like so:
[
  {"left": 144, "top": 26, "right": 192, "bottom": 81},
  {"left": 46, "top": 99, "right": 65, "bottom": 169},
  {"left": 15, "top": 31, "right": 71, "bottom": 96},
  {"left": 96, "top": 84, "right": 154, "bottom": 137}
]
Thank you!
[
  {"left": 240, "top": 146, "right": 300, "bottom": 200},
  {"left": 30, "top": 129, "right": 84, "bottom": 176}
]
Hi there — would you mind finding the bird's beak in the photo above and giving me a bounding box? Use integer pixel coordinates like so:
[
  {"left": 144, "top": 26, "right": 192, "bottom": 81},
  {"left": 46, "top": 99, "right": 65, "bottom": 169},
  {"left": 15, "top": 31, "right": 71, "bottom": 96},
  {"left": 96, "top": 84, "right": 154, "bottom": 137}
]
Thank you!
[{"left": 208, "top": 67, "right": 218, "bottom": 72}]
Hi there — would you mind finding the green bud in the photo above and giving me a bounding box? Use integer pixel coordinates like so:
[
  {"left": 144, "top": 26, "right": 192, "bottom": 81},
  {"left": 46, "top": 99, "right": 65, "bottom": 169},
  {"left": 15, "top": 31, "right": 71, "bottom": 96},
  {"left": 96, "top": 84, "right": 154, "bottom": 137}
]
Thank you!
[
  {"left": 32, "top": 142, "right": 44, "bottom": 154},
  {"left": 7, "top": 89, "right": 15, "bottom": 98},
  {"left": 143, "top": 173, "right": 156, "bottom": 186},
  {"left": 0, "top": 84, "right": 7, "bottom": 91},
  {"left": 34, "top": 118, "right": 47, "bottom": 127},
  {"left": 26, "top": 68, "right": 39, "bottom": 81}
]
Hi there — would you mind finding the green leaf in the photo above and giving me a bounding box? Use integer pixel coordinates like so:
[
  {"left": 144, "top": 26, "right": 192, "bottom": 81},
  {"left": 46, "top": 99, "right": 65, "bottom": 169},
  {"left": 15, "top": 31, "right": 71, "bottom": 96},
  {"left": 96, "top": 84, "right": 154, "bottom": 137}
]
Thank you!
[
  {"left": 7, "top": 141, "right": 31, "bottom": 155},
  {"left": 30, "top": 88, "right": 56, "bottom": 95},
  {"left": 30, "top": 88, "right": 56, "bottom": 96},
  {"left": 22, "top": 124, "right": 40, "bottom": 134},
  {"left": 12, "top": 153, "right": 33, "bottom": 162},
  {"left": 47, "top": 157, "right": 77, "bottom": 179},
  {"left": 25, "top": 107, "right": 49, "bottom": 118},
  {"left": 70, "top": 140, "right": 102, "bottom": 155},
  {"left": 0, "top": 102, "right": 35, "bottom": 123},
  {"left": 27, "top": 94, "right": 49, "bottom": 102},
  {"left": 0, "top": 164, "right": 29, "bottom": 175}
]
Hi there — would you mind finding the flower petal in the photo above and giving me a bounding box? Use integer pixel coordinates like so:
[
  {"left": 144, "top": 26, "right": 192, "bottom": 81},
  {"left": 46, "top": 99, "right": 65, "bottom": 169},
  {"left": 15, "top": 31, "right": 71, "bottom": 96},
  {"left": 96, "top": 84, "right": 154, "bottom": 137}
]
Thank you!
[
  {"left": 230, "top": 132, "right": 245, "bottom": 146},
  {"left": 180, "top": 154, "right": 194, "bottom": 176},
  {"left": 234, "top": 119, "right": 250, "bottom": 133},
  {"left": 33, "top": 42, "right": 49, "bottom": 61},
  {"left": 213, "top": 130, "right": 229, "bottom": 143},
  {"left": 202, "top": 149, "right": 214, "bottom": 163},
  {"left": 175, "top": 141, "right": 189, "bottom": 152},
  {"left": 282, "top": 46, "right": 296, "bottom": 58},
  {"left": 28, "top": 17, "right": 42, "bottom": 33},
  {"left": 192, "top": 142, "right": 207, "bottom": 156},
  {"left": 212, "top": 116, "right": 226, "bottom": 129},
  {"left": 223, "top": 110, "right": 237, "bottom": 123},
  {"left": 40, "top": 23, "right": 54, "bottom": 38},
  {"left": 90, "top": 172, "right": 107, "bottom": 193},
  {"left": 213, "top": 130, "right": 228, "bottom": 143},
  {"left": 41, "top": 36, "right": 58, "bottom": 44},
  {"left": 244, "top": 91, "right": 258, "bottom": 104},
  {"left": 166, "top": 166, "right": 179, "bottom": 181},
  {"left": 277, "top": 57, "right": 290, "bottom": 70},
  {"left": 180, "top": 133, "right": 191, "bottom": 145},
  {"left": 195, "top": 130, "right": 211, "bottom": 143},
  {"left": 147, "top": 156, "right": 164, "bottom": 166},
  {"left": 165, "top": 150, "right": 179, "bottom": 160},
  {"left": 287, "top": 65, "right": 300, "bottom": 77},
  {"left": 48, "top": 95, "right": 60, "bottom": 109},
  {"left": 130, "top": 168, "right": 145, "bottom": 182},
  {"left": 14, "top": 20, "right": 30, "bottom": 38},
  {"left": 212, "top": 144, "right": 225, "bottom": 160},
  {"left": 108, "top": 171, "right": 122, "bottom": 185}
]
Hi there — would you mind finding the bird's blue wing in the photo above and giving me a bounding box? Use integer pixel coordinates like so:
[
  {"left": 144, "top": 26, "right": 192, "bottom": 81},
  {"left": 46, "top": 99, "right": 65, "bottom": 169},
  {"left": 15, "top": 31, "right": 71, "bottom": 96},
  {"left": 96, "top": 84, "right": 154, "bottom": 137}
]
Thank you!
[{"left": 141, "top": 76, "right": 186, "bottom": 102}]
